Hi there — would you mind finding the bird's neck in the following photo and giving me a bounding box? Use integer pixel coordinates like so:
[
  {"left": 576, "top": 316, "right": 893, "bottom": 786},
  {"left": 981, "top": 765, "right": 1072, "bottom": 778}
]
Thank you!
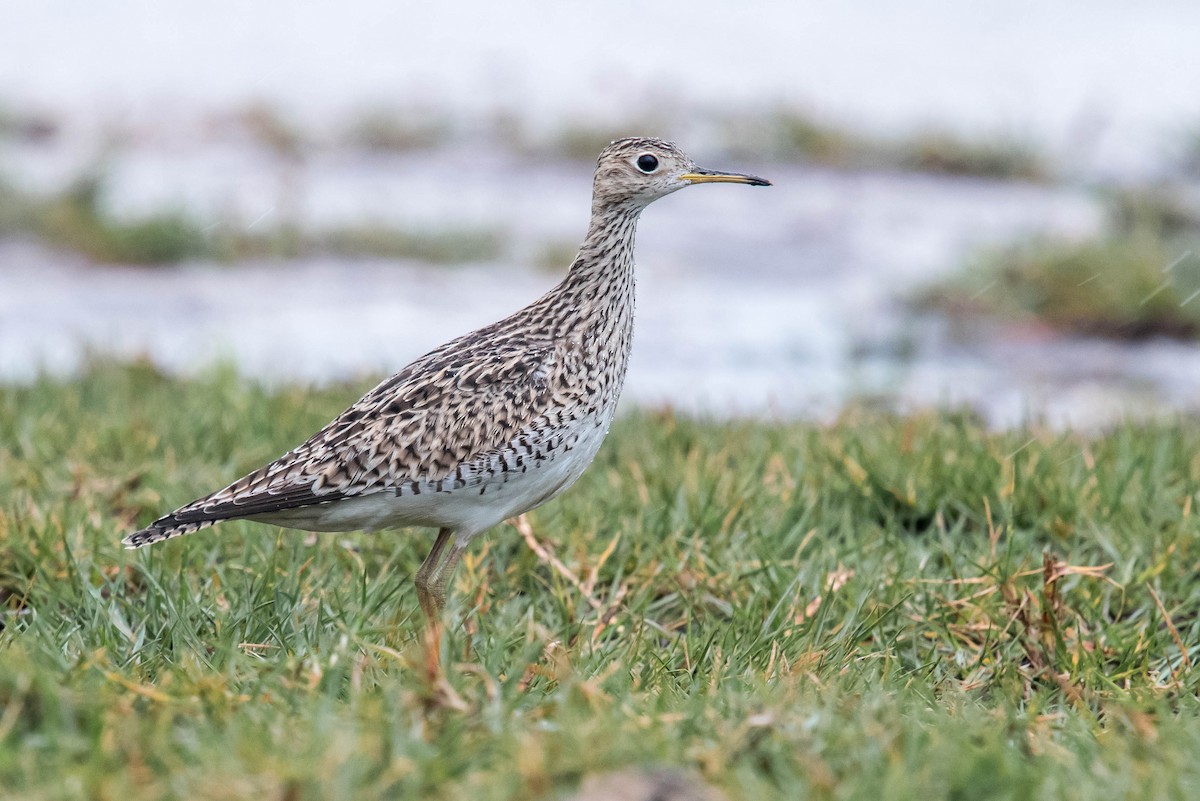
[
  {"left": 541, "top": 203, "right": 641, "bottom": 381},
  {"left": 558, "top": 202, "right": 641, "bottom": 304},
  {"left": 517, "top": 201, "right": 641, "bottom": 413}
]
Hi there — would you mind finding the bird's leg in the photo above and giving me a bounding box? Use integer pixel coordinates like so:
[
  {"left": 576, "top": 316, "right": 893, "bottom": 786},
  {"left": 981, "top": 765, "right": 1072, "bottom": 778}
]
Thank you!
[
  {"left": 415, "top": 528, "right": 453, "bottom": 623},
  {"left": 413, "top": 529, "right": 470, "bottom": 710},
  {"left": 415, "top": 528, "right": 454, "bottom": 675},
  {"left": 419, "top": 540, "right": 470, "bottom": 666},
  {"left": 426, "top": 540, "right": 469, "bottom": 618}
]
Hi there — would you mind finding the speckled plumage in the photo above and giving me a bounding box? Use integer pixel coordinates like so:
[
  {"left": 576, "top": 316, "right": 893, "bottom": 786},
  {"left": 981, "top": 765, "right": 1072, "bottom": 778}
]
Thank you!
[{"left": 125, "top": 137, "right": 768, "bottom": 621}]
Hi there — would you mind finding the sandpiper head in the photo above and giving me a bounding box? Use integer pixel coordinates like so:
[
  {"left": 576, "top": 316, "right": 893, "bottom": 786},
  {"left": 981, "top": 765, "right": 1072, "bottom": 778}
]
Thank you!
[{"left": 592, "top": 137, "right": 771, "bottom": 209}]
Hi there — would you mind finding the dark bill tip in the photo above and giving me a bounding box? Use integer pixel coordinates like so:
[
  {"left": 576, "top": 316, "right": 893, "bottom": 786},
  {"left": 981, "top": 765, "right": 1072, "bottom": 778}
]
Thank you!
[{"left": 680, "top": 169, "right": 772, "bottom": 187}]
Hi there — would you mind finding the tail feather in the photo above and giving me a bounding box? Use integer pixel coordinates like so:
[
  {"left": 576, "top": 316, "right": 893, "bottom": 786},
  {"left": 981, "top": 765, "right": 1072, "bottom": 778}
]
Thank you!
[{"left": 122, "top": 516, "right": 220, "bottom": 549}]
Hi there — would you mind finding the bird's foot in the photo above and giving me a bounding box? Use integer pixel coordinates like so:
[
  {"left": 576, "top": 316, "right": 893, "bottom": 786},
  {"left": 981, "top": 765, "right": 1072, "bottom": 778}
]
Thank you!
[{"left": 416, "top": 621, "right": 468, "bottom": 713}]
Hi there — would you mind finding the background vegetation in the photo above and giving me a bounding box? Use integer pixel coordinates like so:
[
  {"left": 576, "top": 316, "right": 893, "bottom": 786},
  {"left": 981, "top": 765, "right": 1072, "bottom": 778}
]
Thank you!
[
  {"left": 920, "top": 189, "right": 1200, "bottom": 340},
  {"left": 3, "top": 365, "right": 1199, "bottom": 799}
]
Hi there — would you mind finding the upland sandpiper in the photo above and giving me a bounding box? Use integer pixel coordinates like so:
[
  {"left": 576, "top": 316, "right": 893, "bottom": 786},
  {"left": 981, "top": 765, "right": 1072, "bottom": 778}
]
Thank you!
[{"left": 125, "top": 137, "right": 769, "bottom": 650}]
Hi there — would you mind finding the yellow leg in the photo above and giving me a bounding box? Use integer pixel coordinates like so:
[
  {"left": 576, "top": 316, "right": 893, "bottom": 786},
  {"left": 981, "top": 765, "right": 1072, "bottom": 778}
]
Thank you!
[
  {"left": 415, "top": 528, "right": 453, "bottom": 623},
  {"left": 413, "top": 528, "right": 469, "bottom": 711}
]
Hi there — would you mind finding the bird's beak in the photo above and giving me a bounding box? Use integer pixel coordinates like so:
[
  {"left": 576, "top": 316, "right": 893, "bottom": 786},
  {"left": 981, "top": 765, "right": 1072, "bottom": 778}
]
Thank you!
[{"left": 679, "top": 168, "right": 772, "bottom": 187}]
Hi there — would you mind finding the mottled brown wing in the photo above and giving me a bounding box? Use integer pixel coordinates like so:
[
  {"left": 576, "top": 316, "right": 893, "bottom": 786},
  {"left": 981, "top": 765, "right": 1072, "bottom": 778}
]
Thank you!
[{"left": 126, "top": 333, "right": 573, "bottom": 544}]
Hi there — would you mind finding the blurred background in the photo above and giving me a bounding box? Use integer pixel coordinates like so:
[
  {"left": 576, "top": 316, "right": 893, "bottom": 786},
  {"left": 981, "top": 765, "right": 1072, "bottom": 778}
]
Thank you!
[{"left": 2, "top": 0, "right": 1199, "bottom": 427}]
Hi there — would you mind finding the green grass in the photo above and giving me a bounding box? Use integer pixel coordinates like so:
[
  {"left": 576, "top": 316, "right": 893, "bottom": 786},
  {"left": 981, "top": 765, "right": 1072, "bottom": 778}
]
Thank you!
[
  {"left": 3, "top": 364, "right": 1200, "bottom": 800},
  {"left": 718, "top": 110, "right": 1048, "bottom": 181},
  {"left": 0, "top": 175, "right": 506, "bottom": 266},
  {"left": 217, "top": 98, "right": 1051, "bottom": 182},
  {"left": 920, "top": 190, "right": 1200, "bottom": 339},
  {"left": 538, "top": 111, "right": 1048, "bottom": 180},
  {"left": 35, "top": 176, "right": 211, "bottom": 264}
]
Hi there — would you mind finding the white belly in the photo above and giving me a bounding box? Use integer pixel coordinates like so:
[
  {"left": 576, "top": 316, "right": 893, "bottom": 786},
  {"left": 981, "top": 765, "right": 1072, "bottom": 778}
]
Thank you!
[{"left": 253, "top": 413, "right": 613, "bottom": 538}]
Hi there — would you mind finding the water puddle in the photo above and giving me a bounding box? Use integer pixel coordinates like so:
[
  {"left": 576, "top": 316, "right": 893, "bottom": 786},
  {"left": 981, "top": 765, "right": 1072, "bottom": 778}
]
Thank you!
[{"left": 8, "top": 151, "right": 1195, "bottom": 428}]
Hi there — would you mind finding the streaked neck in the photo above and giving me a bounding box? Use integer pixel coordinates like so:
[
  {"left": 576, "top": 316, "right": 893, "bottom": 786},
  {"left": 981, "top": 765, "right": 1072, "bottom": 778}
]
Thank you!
[{"left": 561, "top": 202, "right": 642, "bottom": 295}]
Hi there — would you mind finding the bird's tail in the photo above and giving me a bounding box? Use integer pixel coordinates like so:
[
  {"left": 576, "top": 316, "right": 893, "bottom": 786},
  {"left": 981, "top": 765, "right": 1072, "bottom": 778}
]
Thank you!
[{"left": 122, "top": 516, "right": 219, "bottom": 549}]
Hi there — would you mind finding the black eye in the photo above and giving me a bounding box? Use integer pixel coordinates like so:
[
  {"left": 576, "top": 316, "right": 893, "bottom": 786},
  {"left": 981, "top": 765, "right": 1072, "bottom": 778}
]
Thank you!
[{"left": 636, "top": 154, "right": 659, "bottom": 173}]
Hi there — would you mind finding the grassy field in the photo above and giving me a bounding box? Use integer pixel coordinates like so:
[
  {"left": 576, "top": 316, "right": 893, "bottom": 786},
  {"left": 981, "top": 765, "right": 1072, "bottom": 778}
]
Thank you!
[{"left": 2, "top": 364, "right": 1200, "bottom": 800}]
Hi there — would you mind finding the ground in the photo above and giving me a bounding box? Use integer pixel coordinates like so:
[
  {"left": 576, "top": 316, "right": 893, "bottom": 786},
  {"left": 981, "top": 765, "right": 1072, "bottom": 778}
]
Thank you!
[{"left": 2, "top": 364, "right": 1199, "bottom": 800}]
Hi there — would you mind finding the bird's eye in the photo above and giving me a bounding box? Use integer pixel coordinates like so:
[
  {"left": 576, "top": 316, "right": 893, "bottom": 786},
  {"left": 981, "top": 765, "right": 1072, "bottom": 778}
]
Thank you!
[{"left": 635, "top": 154, "right": 659, "bottom": 173}]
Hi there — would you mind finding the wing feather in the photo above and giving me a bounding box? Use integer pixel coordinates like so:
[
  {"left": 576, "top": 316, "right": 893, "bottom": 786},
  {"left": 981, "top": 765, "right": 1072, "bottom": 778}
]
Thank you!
[{"left": 124, "top": 328, "right": 575, "bottom": 547}]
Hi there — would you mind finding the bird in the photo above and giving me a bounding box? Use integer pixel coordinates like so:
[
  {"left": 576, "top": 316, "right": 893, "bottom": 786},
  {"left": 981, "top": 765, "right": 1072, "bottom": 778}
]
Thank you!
[{"left": 124, "top": 137, "right": 769, "bottom": 655}]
